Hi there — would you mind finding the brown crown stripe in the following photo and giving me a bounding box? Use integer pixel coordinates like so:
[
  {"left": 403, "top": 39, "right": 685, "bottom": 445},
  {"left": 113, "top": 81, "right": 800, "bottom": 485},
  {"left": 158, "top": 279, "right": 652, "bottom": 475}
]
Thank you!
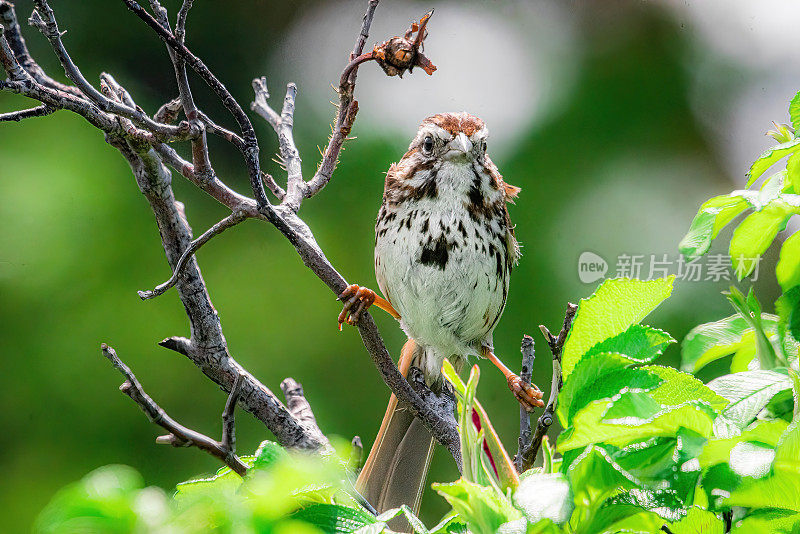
[{"left": 422, "top": 112, "right": 485, "bottom": 137}]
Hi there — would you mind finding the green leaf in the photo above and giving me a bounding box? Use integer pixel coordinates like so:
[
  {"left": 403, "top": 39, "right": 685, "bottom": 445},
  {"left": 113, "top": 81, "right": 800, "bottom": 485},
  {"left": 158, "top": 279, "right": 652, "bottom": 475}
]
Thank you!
[
  {"left": 746, "top": 138, "right": 800, "bottom": 187},
  {"left": 644, "top": 365, "right": 729, "bottom": 413},
  {"left": 252, "top": 440, "right": 289, "bottom": 473},
  {"left": 790, "top": 90, "right": 800, "bottom": 132},
  {"left": 432, "top": 478, "right": 522, "bottom": 534},
  {"left": 708, "top": 369, "right": 793, "bottom": 428},
  {"left": 566, "top": 446, "right": 640, "bottom": 508},
  {"left": 34, "top": 465, "right": 163, "bottom": 534},
  {"left": 375, "top": 505, "right": 430, "bottom": 533},
  {"left": 786, "top": 152, "right": 800, "bottom": 194},
  {"left": 698, "top": 419, "right": 787, "bottom": 469},
  {"left": 513, "top": 473, "right": 573, "bottom": 525},
  {"left": 583, "top": 324, "right": 675, "bottom": 363},
  {"left": 558, "top": 400, "right": 715, "bottom": 453},
  {"left": 729, "top": 204, "right": 795, "bottom": 279},
  {"left": 600, "top": 488, "right": 687, "bottom": 521},
  {"left": 562, "top": 277, "right": 675, "bottom": 381},
  {"left": 560, "top": 360, "right": 663, "bottom": 423},
  {"left": 665, "top": 507, "right": 724, "bottom": 534},
  {"left": 680, "top": 195, "right": 749, "bottom": 258},
  {"left": 731, "top": 509, "right": 800, "bottom": 534},
  {"left": 601, "top": 391, "right": 662, "bottom": 422},
  {"left": 291, "top": 503, "right": 377, "bottom": 533},
  {"left": 777, "top": 231, "right": 800, "bottom": 292},
  {"left": 724, "top": 467, "right": 800, "bottom": 512},
  {"left": 681, "top": 313, "right": 779, "bottom": 372},
  {"left": 776, "top": 286, "right": 800, "bottom": 347}
]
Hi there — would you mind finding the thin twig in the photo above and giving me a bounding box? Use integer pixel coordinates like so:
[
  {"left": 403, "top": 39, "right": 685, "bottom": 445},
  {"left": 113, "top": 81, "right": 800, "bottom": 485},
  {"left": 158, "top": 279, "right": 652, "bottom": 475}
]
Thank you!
[
  {"left": 30, "top": 0, "right": 197, "bottom": 141},
  {"left": 514, "top": 335, "right": 535, "bottom": 473},
  {"left": 0, "top": 103, "right": 54, "bottom": 121},
  {"left": 518, "top": 303, "right": 577, "bottom": 472},
  {"left": 101, "top": 343, "right": 249, "bottom": 476},
  {"left": 121, "top": 0, "right": 268, "bottom": 207},
  {"left": 138, "top": 210, "right": 249, "bottom": 300},
  {"left": 221, "top": 373, "right": 244, "bottom": 454}
]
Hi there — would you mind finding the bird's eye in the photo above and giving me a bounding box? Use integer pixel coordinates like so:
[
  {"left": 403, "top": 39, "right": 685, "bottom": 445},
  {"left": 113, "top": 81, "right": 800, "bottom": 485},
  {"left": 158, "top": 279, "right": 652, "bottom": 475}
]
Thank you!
[
  {"left": 481, "top": 140, "right": 487, "bottom": 152},
  {"left": 422, "top": 135, "right": 434, "bottom": 155}
]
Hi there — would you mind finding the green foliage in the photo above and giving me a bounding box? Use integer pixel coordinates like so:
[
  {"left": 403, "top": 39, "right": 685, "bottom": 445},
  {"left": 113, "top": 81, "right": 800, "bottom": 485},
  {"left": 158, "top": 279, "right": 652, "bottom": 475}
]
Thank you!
[{"left": 32, "top": 88, "right": 800, "bottom": 533}]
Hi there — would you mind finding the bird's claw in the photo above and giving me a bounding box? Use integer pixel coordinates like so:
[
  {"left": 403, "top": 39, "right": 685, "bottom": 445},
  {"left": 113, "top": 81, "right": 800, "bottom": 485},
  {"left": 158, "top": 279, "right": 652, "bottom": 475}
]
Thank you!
[
  {"left": 507, "top": 373, "right": 544, "bottom": 412},
  {"left": 337, "top": 284, "right": 377, "bottom": 329}
]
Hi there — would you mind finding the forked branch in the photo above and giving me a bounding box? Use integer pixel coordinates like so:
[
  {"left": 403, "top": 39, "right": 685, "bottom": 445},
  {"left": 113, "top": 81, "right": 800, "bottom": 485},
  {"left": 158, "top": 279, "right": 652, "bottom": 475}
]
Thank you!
[
  {"left": 516, "top": 303, "right": 578, "bottom": 473},
  {"left": 101, "top": 343, "right": 249, "bottom": 476}
]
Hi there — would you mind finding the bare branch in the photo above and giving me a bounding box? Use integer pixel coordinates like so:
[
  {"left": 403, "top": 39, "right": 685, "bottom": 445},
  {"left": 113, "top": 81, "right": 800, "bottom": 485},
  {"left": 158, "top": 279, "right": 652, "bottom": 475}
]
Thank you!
[
  {"left": 0, "top": 103, "right": 54, "bottom": 121},
  {"left": 104, "top": 132, "right": 326, "bottom": 451},
  {"left": 280, "top": 378, "right": 326, "bottom": 446},
  {"left": 0, "top": 1, "right": 83, "bottom": 97},
  {"left": 517, "top": 303, "right": 578, "bottom": 472},
  {"left": 121, "top": 0, "right": 268, "bottom": 207},
  {"left": 2, "top": 0, "right": 457, "bottom": 467},
  {"left": 514, "top": 335, "right": 535, "bottom": 473},
  {"left": 101, "top": 343, "right": 249, "bottom": 476},
  {"left": 30, "top": 0, "right": 198, "bottom": 141},
  {"left": 154, "top": 97, "right": 182, "bottom": 124},
  {"left": 138, "top": 210, "right": 249, "bottom": 300},
  {"left": 221, "top": 373, "right": 244, "bottom": 454}
]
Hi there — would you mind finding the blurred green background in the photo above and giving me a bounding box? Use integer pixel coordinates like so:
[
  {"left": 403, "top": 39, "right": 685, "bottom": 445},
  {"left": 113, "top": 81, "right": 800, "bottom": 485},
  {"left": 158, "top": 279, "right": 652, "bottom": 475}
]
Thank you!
[{"left": 1, "top": 0, "right": 795, "bottom": 530}]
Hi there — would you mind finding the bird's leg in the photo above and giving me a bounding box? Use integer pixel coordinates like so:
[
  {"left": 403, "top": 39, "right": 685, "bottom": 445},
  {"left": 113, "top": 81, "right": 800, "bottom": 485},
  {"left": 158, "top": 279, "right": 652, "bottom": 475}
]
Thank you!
[
  {"left": 481, "top": 346, "right": 544, "bottom": 412},
  {"left": 338, "top": 284, "right": 401, "bottom": 329}
]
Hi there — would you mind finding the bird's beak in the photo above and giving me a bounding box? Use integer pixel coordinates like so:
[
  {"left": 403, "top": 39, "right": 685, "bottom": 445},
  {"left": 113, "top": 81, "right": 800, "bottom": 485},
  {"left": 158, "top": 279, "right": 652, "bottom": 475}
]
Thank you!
[{"left": 445, "top": 132, "right": 473, "bottom": 160}]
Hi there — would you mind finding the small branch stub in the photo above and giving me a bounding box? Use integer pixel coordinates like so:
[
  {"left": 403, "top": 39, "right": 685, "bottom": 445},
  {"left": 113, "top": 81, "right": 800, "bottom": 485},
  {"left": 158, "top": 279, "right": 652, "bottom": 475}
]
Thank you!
[{"left": 516, "top": 303, "right": 577, "bottom": 473}]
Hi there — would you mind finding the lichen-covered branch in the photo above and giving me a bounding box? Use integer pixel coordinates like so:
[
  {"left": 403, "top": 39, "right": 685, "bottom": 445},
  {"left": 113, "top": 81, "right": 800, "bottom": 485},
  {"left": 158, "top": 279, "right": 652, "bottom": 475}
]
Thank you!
[
  {"left": 0, "top": 0, "right": 461, "bottom": 468},
  {"left": 514, "top": 335, "right": 535, "bottom": 473},
  {"left": 101, "top": 343, "right": 249, "bottom": 476},
  {"left": 517, "top": 303, "right": 577, "bottom": 473}
]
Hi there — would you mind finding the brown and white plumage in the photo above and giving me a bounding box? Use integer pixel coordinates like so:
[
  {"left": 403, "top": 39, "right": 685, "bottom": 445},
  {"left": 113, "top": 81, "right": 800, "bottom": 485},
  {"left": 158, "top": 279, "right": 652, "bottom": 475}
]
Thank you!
[
  {"left": 345, "top": 112, "right": 540, "bottom": 524},
  {"left": 374, "top": 112, "right": 520, "bottom": 378}
]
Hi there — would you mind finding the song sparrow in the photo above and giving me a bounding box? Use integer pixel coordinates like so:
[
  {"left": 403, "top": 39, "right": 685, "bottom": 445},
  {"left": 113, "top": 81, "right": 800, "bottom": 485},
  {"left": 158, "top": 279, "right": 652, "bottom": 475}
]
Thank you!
[{"left": 339, "top": 112, "right": 543, "bottom": 516}]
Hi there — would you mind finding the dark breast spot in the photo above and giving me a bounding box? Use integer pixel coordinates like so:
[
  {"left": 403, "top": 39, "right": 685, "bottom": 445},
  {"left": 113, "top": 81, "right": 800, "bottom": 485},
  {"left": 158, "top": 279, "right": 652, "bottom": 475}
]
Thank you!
[{"left": 420, "top": 234, "right": 450, "bottom": 270}]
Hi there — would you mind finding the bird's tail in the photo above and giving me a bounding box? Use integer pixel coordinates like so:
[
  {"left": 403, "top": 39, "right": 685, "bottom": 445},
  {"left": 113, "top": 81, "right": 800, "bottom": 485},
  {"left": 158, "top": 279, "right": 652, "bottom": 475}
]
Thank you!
[{"left": 355, "top": 338, "right": 435, "bottom": 525}]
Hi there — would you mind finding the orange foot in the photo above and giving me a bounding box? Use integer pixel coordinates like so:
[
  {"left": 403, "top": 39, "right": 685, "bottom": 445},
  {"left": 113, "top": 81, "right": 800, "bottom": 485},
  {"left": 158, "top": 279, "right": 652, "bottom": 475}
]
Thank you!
[
  {"left": 507, "top": 373, "right": 544, "bottom": 412},
  {"left": 481, "top": 346, "right": 545, "bottom": 412},
  {"left": 337, "top": 284, "right": 401, "bottom": 330},
  {"left": 338, "top": 284, "right": 377, "bottom": 329}
]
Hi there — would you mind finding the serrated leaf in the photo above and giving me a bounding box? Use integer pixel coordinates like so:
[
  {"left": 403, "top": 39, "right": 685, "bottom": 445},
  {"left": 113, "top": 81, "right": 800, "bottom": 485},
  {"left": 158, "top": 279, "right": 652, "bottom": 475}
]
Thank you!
[
  {"left": 562, "top": 277, "right": 674, "bottom": 381},
  {"left": 291, "top": 503, "right": 377, "bottom": 533},
  {"left": 643, "top": 365, "right": 729, "bottom": 412},
  {"left": 601, "top": 488, "right": 687, "bottom": 521},
  {"left": 776, "top": 286, "right": 800, "bottom": 347},
  {"left": 707, "top": 369, "right": 793, "bottom": 428},
  {"left": 558, "top": 400, "right": 715, "bottom": 452},
  {"left": 786, "top": 152, "right": 800, "bottom": 194},
  {"left": 680, "top": 195, "right": 749, "bottom": 259},
  {"left": 681, "top": 313, "right": 779, "bottom": 372},
  {"left": 729, "top": 203, "right": 795, "bottom": 279},
  {"left": 252, "top": 440, "right": 289, "bottom": 472},
  {"left": 731, "top": 509, "right": 800, "bottom": 534},
  {"left": 583, "top": 324, "right": 675, "bottom": 363},
  {"left": 746, "top": 138, "right": 800, "bottom": 187},
  {"left": 566, "top": 446, "right": 640, "bottom": 507},
  {"left": 777, "top": 231, "right": 800, "bottom": 292},
  {"left": 34, "top": 465, "right": 160, "bottom": 534},
  {"left": 724, "top": 467, "right": 800, "bottom": 512},
  {"left": 790, "top": 90, "right": 800, "bottom": 132},
  {"left": 513, "top": 473, "right": 572, "bottom": 525},
  {"left": 601, "top": 391, "right": 663, "bottom": 423},
  {"left": 665, "top": 506, "right": 724, "bottom": 534},
  {"left": 561, "top": 362, "right": 663, "bottom": 423},
  {"left": 698, "top": 419, "right": 787, "bottom": 469},
  {"left": 432, "top": 478, "right": 522, "bottom": 534}
]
